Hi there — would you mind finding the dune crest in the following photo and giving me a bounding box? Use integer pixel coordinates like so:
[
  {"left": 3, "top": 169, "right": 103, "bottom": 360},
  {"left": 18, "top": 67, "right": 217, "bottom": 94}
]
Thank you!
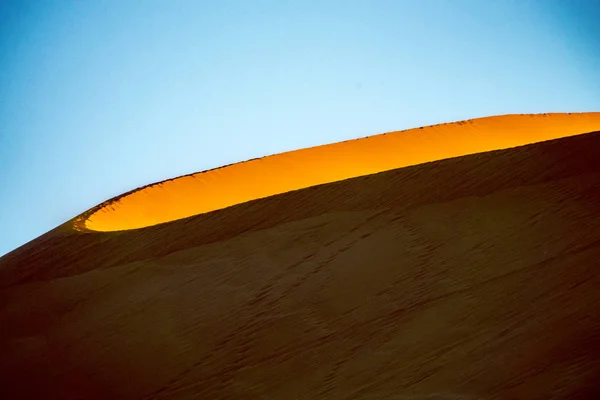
[{"left": 79, "top": 112, "right": 600, "bottom": 231}]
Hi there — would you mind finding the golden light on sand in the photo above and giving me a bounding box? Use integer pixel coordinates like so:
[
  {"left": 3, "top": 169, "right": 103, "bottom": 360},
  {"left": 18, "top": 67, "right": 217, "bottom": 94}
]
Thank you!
[{"left": 80, "top": 113, "right": 600, "bottom": 231}]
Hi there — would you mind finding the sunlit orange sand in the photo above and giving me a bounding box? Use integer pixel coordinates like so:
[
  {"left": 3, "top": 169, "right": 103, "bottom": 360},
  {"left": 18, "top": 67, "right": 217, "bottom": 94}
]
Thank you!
[{"left": 80, "top": 113, "right": 600, "bottom": 231}]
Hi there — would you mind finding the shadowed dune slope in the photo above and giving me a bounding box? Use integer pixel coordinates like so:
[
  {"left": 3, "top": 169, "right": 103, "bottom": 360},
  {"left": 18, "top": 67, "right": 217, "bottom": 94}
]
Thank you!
[
  {"left": 2, "top": 130, "right": 600, "bottom": 399},
  {"left": 80, "top": 112, "right": 600, "bottom": 231}
]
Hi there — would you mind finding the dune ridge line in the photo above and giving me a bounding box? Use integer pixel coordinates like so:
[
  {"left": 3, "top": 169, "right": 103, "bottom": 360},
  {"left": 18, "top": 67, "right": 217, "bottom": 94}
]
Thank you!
[{"left": 77, "top": 112, "right": 600, "bottom": 231}]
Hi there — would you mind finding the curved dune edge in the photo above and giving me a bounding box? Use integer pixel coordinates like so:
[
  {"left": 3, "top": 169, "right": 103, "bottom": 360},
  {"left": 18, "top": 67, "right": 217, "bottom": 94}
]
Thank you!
[{"left": 76, "top": 112, "right": 600, "bottom": 232}]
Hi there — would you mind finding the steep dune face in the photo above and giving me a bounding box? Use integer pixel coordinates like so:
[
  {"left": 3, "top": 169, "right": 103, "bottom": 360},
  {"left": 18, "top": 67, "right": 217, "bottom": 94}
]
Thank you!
[
  {"left": 80, "top": 113, "right": 600, "bottom": 231},
  {"left": 1, "top": 127, "right": 600, "bottom": 399}
]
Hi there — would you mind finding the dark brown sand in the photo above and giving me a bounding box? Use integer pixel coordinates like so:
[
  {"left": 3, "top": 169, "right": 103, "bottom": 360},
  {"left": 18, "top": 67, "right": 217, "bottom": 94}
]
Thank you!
[{"left": 2, "top": 131, "right": 600, "bottom": 399}]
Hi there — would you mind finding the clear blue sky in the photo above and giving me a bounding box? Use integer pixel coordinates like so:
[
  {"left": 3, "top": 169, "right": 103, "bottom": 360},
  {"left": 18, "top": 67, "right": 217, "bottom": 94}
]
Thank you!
[{"left": 1, "top": 1, "right": 599, "bottom": 256}]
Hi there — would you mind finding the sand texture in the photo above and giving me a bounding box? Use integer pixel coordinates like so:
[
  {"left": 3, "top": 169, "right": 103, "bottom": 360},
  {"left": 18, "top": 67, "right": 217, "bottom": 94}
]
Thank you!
[{"left": 1, "top": 121, "right": 600, "bottom": 399}]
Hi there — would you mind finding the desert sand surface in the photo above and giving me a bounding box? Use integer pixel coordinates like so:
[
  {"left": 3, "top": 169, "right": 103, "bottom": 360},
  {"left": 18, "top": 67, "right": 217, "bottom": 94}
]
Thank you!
[
  {"left": 2, "top": 119, "right": 600, "bottom": 399},
  {"left": 80, "top": 113, "right": 600, "bottom": 231}
]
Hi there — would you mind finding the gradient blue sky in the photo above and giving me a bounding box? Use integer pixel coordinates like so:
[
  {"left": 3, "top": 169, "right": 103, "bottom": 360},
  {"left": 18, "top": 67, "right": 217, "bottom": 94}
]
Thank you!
[{"left": 1, "top": 1, "right": 599, "bottom": 256}]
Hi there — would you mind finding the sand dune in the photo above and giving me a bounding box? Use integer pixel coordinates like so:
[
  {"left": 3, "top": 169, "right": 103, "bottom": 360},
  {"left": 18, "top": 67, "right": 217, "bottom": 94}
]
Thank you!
[
  {"left": 79, "top": 113, "right": 600, "bottom": 231},
  {"left": 1, "top": 117, "right": 600, "bottom": 399}
]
